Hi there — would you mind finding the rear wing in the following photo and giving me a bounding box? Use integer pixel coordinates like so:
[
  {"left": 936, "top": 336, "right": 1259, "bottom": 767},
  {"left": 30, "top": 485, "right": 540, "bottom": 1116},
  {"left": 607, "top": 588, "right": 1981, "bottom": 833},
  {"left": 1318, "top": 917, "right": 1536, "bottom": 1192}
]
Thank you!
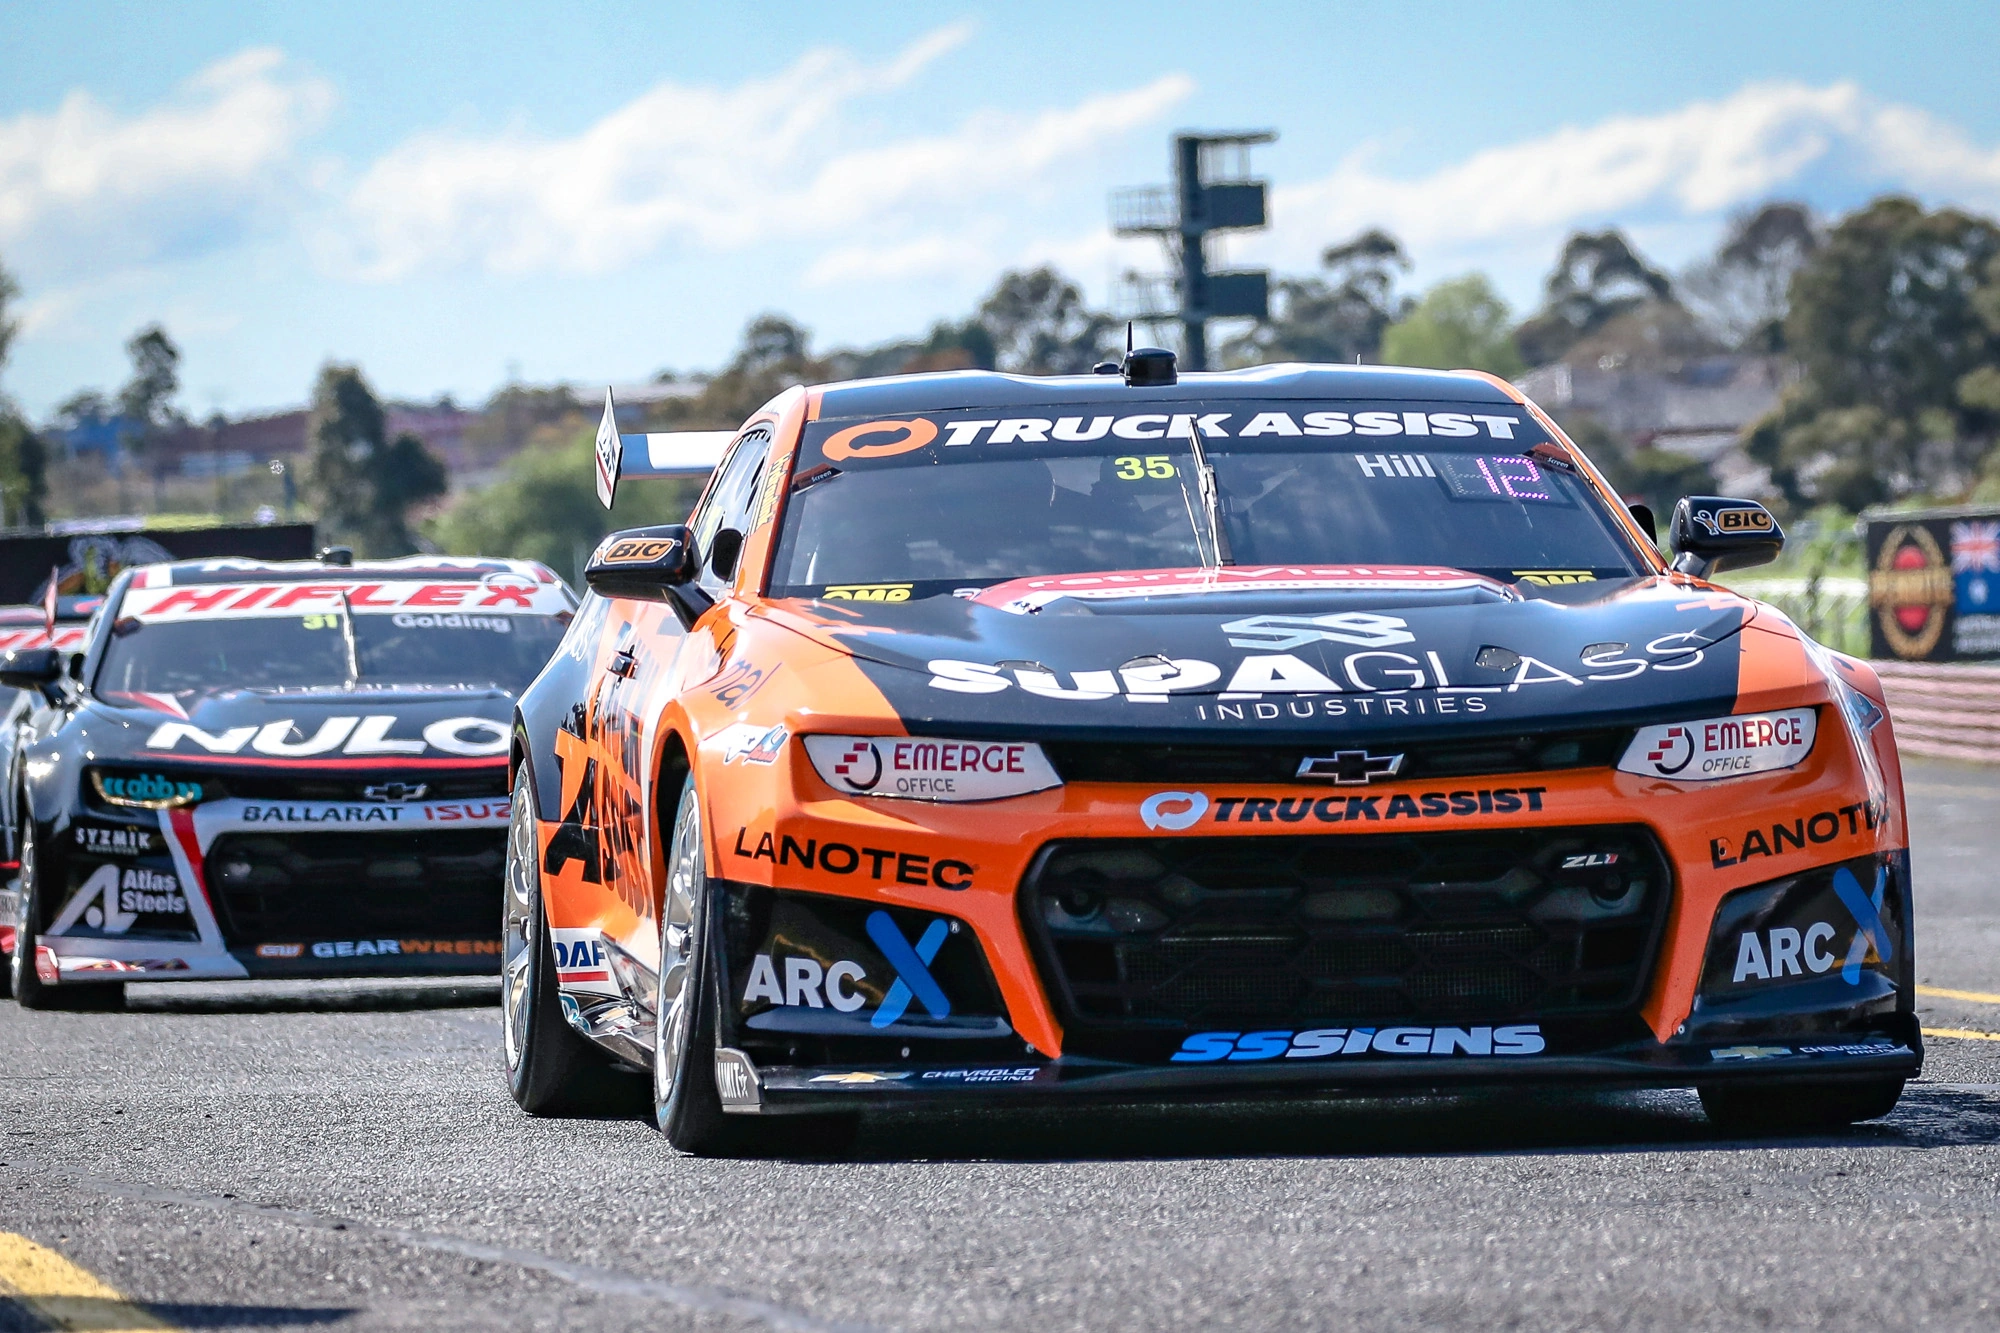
[{"left": 594, "top": 388, "right": 736, "bottom": 509}]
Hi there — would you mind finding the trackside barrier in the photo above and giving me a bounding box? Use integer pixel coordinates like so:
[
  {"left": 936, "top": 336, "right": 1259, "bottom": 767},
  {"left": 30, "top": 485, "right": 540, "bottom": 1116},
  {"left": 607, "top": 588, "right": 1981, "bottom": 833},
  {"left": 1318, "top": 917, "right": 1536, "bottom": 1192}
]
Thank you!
[{"left": 1873, "top": 661, "right": 2000, "bottom": 764}]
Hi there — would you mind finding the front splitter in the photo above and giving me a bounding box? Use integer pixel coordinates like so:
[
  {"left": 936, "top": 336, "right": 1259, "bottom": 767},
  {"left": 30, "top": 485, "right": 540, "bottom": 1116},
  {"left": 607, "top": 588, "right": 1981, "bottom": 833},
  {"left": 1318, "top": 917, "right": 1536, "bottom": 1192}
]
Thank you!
[{"left": 738, "top": 1038, "right": 1922, "bottom": 1114}]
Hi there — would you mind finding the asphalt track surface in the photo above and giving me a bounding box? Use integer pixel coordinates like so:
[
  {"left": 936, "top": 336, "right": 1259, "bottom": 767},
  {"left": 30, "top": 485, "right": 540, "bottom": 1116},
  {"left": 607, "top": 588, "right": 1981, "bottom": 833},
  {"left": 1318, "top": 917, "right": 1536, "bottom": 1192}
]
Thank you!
[{"left": 4, "top": 759, "right": 2000, "bottom": 1331}]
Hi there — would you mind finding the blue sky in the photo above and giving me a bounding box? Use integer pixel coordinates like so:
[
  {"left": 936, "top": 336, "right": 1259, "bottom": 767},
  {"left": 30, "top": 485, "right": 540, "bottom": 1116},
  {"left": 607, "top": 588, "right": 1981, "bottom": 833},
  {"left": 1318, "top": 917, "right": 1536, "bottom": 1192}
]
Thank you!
[{"left": 4, "top": 0, "right": 1999, "bottom": 419}]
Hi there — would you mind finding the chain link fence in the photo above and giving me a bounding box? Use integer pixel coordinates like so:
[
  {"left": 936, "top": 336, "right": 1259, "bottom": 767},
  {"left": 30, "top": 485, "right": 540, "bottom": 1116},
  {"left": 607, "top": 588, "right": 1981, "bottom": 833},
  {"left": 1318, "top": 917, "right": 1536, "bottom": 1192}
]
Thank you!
[{"left": 1722, "top": 575, "right": 1869, "bottom": 656}]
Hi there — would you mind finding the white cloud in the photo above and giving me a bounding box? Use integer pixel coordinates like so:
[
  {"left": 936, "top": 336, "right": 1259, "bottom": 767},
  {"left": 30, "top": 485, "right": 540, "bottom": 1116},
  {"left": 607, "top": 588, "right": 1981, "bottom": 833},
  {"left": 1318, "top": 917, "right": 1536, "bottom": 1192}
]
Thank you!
[
  {"left": 340, "top": 23, "right": 1192, "bottom": 281},
  {"left": 0, "top": 48, "right": 335, "bottom": 279},
  {"left": 1264, "top": 81, "right": 2000, "bottom": 298}
]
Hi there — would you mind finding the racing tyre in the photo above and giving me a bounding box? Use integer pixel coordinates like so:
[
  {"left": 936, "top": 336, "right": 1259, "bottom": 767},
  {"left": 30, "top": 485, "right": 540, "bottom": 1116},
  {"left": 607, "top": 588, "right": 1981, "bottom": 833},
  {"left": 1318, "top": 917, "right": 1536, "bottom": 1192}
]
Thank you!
[
  {"left": 503, "top": 769, "right": 632, "bottom": 1115},
  {"left": 652, "top": 775, "right": 743, "bottom": 1154},
  {"left": 648, "top": 779, "right": 861, "bottom": 1158},
  {"left": 10, "top": 819, "right": 123, "bottom": 1011},
  {"left": 1699, "top": 1077, "right": 1905, "bottom": 1135}
]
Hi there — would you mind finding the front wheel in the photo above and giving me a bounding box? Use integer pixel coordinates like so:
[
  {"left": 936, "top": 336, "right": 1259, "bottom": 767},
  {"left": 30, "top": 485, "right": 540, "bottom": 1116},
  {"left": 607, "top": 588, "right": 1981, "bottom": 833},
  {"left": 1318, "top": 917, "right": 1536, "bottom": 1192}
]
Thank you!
[
  {"left": 652, "top": 775, "right": 739, "bottom": 1154},
  {"left": 11, "top": 818, "right": 122, "bottom": 1012},
  {"left": 1699, "top": 1077, "right": 1905, "bottom": 1135},
  {"left": 502, "top": 768, "right": 630, "bottom": 1115}
]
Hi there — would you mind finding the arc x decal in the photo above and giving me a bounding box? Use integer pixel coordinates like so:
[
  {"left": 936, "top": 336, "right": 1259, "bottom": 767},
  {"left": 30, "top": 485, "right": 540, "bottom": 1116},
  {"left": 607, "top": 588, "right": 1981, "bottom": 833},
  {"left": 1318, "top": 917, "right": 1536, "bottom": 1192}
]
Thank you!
[
  {"left": 1832, "top": 863, "right": 1894, "bottom": 985},
  {"left": 864, "top": 911, "right": 951, "bottom": 1028}
]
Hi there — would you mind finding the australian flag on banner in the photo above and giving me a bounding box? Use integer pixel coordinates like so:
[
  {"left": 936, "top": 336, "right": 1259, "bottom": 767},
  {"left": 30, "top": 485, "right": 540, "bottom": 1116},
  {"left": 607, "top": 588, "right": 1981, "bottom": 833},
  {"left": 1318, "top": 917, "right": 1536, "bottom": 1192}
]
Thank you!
[{"left": 1952, "top": 520, "right": 2000, "bottom": 613}]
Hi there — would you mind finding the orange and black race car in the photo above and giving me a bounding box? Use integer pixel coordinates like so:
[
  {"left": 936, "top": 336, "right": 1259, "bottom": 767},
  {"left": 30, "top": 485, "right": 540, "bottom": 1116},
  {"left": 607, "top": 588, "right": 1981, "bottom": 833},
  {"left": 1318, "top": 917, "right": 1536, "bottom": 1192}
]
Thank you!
[{"left": 503, "top": 352, "right": 1916, "bottom": 1153}]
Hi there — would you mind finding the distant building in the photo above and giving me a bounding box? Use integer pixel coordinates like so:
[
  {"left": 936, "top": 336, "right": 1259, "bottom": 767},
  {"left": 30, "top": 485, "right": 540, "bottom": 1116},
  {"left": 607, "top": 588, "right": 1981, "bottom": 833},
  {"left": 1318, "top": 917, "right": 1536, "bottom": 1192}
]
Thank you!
[{"left": 1513, "top": 302, "right": 1799, "bottom": 496}]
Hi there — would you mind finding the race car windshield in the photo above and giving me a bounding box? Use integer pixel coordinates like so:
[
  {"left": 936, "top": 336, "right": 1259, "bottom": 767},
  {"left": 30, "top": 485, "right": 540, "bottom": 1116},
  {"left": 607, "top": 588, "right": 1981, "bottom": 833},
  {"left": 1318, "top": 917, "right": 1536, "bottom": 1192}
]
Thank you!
[
  {"left": 770, "top": 400, "right": 1650, "bottom": 596},
  {"left": 94, "top": 612, "right": 569, "bottom": 696}
]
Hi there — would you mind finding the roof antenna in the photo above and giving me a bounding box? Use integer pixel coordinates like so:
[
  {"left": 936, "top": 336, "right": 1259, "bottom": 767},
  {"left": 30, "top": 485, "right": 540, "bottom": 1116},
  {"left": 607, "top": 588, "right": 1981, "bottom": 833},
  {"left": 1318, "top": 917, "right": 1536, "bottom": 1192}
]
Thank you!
[{"left": 1126, "top": 322, "right": 1135, "bottom": 358}]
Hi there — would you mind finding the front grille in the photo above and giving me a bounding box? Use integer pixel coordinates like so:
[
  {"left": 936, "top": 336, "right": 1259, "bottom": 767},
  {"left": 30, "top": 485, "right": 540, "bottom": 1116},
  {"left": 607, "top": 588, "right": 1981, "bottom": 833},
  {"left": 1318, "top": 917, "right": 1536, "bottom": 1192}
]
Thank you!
[
  {"left": 213, "top": 770, "right": 509, "bottom": 802},
  {"left": 205, "top": 830, "right": 504, "bottom": 943},
  {"left": 1020, "top": 826, "right": 1671, "bottom": 1037},
  {"left": 1042, "top": 731, "right": 1625, "bottom": 787}
]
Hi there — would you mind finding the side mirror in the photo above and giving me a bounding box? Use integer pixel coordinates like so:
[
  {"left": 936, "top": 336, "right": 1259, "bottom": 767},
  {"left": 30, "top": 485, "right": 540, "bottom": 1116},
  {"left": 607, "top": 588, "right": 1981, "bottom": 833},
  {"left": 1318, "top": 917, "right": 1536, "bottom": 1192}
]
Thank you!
[
  {"left": 0, "top": 647, "right": 67, "bottom": 701},
  {"left": 582, "top": 525, "right": 713, "bottom": 627},
  {"left": 1669, "top": 496, "right": 1785, "bottom": 579}
]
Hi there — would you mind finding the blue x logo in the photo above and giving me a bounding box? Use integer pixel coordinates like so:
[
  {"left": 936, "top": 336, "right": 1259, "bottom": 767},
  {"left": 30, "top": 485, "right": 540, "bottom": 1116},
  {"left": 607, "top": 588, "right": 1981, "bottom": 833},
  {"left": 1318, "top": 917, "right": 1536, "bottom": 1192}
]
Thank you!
[
  {"left": 1832, "top": 863, "right": 1894, "bottom": 986},
  {"left": 865, "top": 911, "right": 952, "bottom": 1028}
]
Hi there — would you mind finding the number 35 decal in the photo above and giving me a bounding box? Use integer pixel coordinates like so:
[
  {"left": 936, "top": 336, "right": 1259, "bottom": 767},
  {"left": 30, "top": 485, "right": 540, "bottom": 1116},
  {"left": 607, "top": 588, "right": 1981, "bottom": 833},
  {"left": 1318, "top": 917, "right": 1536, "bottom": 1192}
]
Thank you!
[{"left": 1113, "top": 455, "right": 1176, "bottom": 481}]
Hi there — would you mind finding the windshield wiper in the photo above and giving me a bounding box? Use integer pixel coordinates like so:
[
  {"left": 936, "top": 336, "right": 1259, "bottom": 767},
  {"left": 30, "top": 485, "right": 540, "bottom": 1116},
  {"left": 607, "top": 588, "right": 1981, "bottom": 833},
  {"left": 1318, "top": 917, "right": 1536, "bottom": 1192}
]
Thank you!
[
  {"left": 1174, "top": 418, "right": 1234, "bottom": 568},
  {"left": 337, "top": 589, "right": 360, "bottom": 686}
]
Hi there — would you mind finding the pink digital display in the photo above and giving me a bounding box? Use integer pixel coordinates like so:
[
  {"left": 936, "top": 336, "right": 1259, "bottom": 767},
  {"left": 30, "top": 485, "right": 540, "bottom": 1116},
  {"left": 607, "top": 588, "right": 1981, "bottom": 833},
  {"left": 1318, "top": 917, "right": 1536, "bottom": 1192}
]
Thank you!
[{"left": 1435, "top": 454, "right": 1562, "bottom": 504}]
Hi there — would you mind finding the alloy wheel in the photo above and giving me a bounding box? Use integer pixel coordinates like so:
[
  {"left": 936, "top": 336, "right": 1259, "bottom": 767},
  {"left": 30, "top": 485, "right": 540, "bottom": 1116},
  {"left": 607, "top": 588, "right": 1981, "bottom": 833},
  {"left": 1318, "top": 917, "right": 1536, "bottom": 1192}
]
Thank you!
[
  {"left": 501, "top": 775, "right": 538, "bottom": 1071},
  {"left": 653, "top": 781, "right": 702, "bottom": 1115}
]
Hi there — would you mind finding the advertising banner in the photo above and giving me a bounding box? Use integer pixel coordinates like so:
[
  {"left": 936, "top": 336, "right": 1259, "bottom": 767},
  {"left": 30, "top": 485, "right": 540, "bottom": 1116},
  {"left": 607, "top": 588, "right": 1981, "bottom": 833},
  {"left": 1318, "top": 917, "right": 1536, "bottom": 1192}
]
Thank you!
[
  {"left": 0, "top": 523, "right": 316, "bottom": 605},
  {"left": 1866, "top": 508, "right": 2000, "bottom": 660}
]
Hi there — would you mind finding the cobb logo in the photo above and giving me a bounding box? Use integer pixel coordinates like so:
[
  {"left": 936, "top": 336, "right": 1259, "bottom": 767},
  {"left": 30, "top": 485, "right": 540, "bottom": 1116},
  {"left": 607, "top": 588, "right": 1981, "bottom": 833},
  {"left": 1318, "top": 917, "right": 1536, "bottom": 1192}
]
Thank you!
[{"left": 1140, "top": 791, "right": 1209, "bottom": 831}]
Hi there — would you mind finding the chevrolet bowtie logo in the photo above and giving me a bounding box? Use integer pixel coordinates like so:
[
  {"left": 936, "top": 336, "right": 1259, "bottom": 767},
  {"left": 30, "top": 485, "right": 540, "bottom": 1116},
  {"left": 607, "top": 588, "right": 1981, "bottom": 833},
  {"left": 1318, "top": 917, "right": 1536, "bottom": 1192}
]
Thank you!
[
  {"left": 1296, "top": 750, "right": 1405, "bottom": 785},
  {"left": 362, "top": 782, "right": 428, "bottom": 803}
]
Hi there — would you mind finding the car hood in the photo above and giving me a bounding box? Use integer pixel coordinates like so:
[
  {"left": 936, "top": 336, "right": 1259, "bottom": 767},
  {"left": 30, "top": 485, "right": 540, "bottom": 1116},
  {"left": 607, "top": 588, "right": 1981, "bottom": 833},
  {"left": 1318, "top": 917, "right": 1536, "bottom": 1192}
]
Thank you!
[
  {"left": 75, "top": 685, "right": 515, "bottom": 765},
  {"left": 764, "top": 568, "right": 1777, "bottom": 742}
]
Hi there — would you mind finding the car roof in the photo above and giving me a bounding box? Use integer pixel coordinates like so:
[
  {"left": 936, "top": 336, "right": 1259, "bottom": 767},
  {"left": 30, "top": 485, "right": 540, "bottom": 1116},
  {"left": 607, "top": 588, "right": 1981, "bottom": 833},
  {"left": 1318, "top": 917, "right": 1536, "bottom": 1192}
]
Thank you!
[
  {"left": 813, "top": 362, "right": 1517, "bottom": 421},
  {"left": 125, "top": 555, "right": 562, "bottom": 588}
]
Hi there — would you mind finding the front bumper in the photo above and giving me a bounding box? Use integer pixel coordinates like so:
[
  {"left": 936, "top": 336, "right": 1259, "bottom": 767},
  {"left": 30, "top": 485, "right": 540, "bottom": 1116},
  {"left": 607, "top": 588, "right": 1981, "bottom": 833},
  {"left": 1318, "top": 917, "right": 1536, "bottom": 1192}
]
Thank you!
[
  {"left": 18, "top": 788, "right": 510, "bottom": 983},
  {"left": 729, "top": 1027, "right": 1923, "bottom": 1115}
]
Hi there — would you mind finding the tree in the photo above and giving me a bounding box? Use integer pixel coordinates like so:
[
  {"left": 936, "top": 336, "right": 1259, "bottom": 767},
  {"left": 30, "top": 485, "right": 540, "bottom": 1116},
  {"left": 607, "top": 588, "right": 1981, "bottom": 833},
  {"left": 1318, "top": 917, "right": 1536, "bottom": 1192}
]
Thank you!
[
  {"left": 1560, "top": 409, "right": 1714, "bottom": 524},
  {"left": 1745, "top": 196, "right": 2000, "bottom": 510},
  {"left": 1515, "top": 231, "right": 1673, "bottom": 367},
  {"left": 1222, "top": 229, "right": 1411, "bottom": 367},
  {"left": 0, "top": 416, "right": 47, "bottom": 529},
  {"left": 461, "top": 383, "right": 585, "bottom": 463},
  {"left": 973, "top": 268, "right": 1115, "bottom": 374},
  {"left": 1380, "top": 274, "right": 1524, "bottom": 378},
  {"left": 671, "top": 314, "right": 827, "bottom": 428},
  {"left": 428, "top": 422, "right": 702, "bottom": 582},
  {"left": 306, "top": 363, "right": 449, "bottom": 556},
  {"left": 115, "top": 324, "right": 184, "bottom": 461},
  {"left": 0, "top": 261, "right": 18, "bottom": 372},
  {"left": 1680, "top": 203, "right": 1819, "bottom": 353},
  {"left": 0, "top": 257, "right": 45, "bottom": 527}
]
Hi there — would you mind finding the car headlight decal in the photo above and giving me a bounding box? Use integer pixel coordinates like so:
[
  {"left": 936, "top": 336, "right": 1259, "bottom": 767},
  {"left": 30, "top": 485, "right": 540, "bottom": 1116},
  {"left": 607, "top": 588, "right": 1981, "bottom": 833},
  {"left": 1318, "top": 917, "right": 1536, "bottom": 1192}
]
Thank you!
[
  {"left": 803, "top": 735, "right": 1062, "bottom": 802},
  {"left": 1616, "top": 708, "right": 1816, "bottom": 782}
]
